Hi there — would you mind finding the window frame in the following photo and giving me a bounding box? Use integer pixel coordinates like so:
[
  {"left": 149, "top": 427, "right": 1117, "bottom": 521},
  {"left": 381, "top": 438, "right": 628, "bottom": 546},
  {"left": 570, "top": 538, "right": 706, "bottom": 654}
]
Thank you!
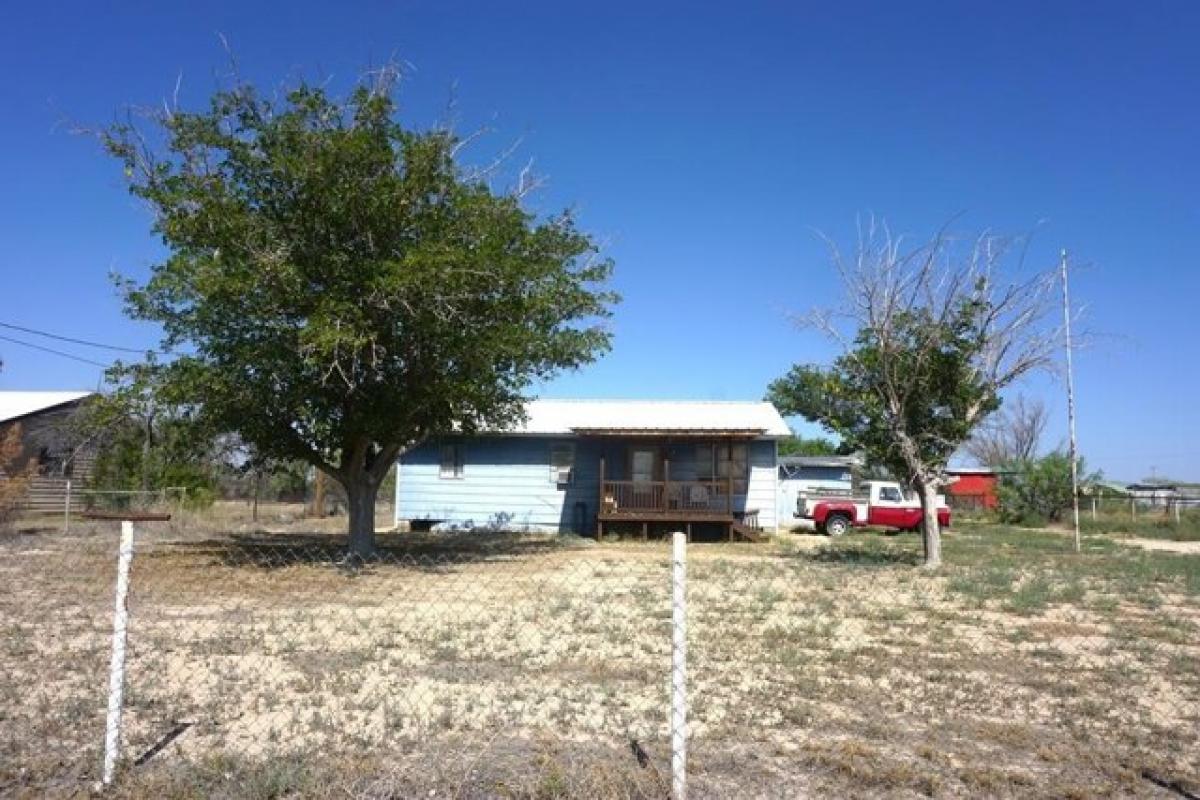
[
  {"left": 439, "top": 442, "right": 465, "bottom": 480},
  {"left": 550, "top": 441, "right": 575, "bottom": 485}
]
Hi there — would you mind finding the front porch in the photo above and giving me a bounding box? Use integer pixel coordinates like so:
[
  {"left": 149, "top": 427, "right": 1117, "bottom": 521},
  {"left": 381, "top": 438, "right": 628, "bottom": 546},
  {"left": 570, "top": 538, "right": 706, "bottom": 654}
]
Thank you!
[{"left": 593, "top": 437, "right": 764, "bottom": 542}]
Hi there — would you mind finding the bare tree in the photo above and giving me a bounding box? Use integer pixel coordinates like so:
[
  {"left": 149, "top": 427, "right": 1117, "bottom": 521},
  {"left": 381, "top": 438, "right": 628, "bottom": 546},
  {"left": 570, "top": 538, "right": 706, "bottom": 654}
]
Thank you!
[
  {"left": 770, "top": 220, "right": 1061, "bottom": 566},
  {"left": 964, "top": 394, "right": 1048, "bottom": 468}
]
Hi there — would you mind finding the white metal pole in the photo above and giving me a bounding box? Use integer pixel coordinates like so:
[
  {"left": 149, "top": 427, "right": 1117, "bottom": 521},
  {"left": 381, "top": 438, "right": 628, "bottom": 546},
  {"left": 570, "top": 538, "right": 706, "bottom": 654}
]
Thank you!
[
  {"left": 1091, "top": 495, "right": 1097, "bottom": 521},
  {"left": 63, "top": 479, "right": 72, "bottom": 534},
  {"left": 1060, "top": 249, "right": 1081, "bottom": 552},
  {"left": 671, "top": 531, "right": 688, "bottom": 800},
  {"left": 102, "top": 521, "right": 135, "bottom": 786}
]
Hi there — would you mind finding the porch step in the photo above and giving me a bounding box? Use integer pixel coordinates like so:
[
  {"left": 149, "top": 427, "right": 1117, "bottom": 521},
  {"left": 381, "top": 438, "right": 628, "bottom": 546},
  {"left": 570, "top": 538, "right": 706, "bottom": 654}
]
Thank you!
[{"left": 731, "top": 522, "right": 766, "bottom": 543}]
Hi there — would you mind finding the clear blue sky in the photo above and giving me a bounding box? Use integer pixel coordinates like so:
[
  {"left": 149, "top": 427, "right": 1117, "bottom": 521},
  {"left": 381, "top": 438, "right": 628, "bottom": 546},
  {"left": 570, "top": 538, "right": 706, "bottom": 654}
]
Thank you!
[{"left": 1, "top": 2, "right": 1196, "bottom": 482}]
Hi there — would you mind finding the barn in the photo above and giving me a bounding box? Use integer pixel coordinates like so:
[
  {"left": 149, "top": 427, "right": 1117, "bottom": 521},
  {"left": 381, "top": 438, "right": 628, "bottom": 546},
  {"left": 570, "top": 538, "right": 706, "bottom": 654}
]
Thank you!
[
  {"left": 0, "top": 391, "right": 97, "bottom": 516},
  {"left": 944, "top": 467, "right": 1003, "bottom": 510}
]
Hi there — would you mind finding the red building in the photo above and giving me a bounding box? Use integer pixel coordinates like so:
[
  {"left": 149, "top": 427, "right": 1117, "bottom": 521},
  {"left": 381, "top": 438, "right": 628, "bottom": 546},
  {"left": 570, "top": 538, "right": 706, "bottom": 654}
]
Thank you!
[{"left": 944, "top": 468, "right": 1002, "bottom": 510}]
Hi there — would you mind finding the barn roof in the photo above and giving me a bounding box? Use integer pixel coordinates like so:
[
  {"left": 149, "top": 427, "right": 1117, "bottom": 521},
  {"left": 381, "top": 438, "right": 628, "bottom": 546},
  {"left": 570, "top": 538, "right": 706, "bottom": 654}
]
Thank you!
[
  {"left": 504, "top": 399, "right": 791, "bottom": 438},
  {"left": 0, "top": 391, "right": 94, "bottom": 423}
]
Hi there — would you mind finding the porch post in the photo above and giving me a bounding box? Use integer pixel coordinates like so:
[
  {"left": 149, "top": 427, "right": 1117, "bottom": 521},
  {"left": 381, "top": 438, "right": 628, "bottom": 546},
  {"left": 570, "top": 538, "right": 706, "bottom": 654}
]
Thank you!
[
  {"left": 598, "top": 453, "right": 606, "bottom": 540},
  {"left": 664, "top": 454, "right": 671, "bottom": 513}
]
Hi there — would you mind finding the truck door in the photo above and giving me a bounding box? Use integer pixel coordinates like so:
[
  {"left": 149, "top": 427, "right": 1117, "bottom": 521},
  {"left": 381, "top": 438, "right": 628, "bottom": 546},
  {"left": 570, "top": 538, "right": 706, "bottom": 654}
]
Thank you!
[{"left": 871, "top": 484, "right": 913, "bottom": 528}]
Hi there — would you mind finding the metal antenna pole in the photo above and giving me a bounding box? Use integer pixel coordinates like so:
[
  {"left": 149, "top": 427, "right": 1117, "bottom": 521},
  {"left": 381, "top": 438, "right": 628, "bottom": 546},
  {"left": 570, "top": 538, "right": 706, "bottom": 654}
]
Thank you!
[{"left": 1060, "top": 249, "right": 1081, "bottom": 553}]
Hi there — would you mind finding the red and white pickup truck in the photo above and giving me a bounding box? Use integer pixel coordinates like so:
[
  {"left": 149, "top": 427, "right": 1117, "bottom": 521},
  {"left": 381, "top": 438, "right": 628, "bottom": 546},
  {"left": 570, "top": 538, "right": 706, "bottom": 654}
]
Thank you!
[{"left": 797, "top": 481, "right": 951, "bottom": 536}]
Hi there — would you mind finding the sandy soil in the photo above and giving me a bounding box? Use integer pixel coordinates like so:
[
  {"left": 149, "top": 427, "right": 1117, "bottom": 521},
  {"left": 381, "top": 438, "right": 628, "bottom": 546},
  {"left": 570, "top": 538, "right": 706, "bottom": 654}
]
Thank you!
[{"left": 1118, "top": 536, "right": 1200, "bottom": 555}]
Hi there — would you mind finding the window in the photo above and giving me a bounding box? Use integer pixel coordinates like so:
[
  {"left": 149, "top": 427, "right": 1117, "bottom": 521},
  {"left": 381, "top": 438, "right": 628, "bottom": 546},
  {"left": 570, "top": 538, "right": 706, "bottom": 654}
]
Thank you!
[
  {"left": 878, "top": 486, "right": 902, "bottom": 503},
  {"left": 550, "top": 442, "right": 575, "bottom": 484},
  {"left": 37, "top": 447, "right": 68, "bottom": 477},
  {"left": 439, "top": 443, "right": 464, "bottom": 479},
  {"left": 628, "top": 448, "right": 656, "bottom": 483}
]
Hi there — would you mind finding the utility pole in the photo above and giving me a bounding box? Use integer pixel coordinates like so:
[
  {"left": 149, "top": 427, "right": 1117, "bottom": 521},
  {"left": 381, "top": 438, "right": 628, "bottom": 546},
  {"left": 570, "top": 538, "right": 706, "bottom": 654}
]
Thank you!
[{"left": 1060, "top": 249, "right": 1081, "bottom": 553}]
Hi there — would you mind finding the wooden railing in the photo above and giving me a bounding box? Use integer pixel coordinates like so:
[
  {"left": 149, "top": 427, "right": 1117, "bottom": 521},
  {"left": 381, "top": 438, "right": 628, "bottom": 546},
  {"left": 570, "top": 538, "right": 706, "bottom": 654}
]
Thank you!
[{"left": 601, "top": 479, "right": 733, "bottom": 516}]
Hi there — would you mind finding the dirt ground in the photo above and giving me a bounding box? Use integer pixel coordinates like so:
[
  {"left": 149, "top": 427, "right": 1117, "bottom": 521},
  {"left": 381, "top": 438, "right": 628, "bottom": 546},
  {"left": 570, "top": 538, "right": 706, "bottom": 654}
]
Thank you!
[
  {"left": 1, "top": 513, "right": 1198, "bottom": 798},
  {"left": 1119, "top": 537, "right": 1200, "bottom": 555}
]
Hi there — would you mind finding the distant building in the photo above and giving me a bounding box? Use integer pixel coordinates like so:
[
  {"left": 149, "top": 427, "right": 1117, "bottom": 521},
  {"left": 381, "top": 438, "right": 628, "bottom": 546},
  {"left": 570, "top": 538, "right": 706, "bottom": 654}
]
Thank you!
[
  {"left": 944, "top": 467, "right": 1004, "bottom": 511},
  {"left": 0, "top": 391, "right": 97, "bottom": 514},
  {"left": 1125, "top": 482, "right": 1179, "bottom": 509}
]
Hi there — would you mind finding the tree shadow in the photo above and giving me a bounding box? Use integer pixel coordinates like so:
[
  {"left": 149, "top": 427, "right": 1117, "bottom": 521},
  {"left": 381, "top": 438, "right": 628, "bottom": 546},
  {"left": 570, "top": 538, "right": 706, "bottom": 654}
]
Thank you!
[
  {"left": 143, "top": 529, "right": 588, "bottom": 572},
  {"left": 797, "top": 540, "right": 923, "bottom": 568}
]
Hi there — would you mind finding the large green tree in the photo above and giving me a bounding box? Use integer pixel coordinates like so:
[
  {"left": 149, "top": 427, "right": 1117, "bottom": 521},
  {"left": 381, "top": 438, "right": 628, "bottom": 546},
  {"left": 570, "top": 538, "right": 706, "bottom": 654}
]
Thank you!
[
  {"left": 102, "top": 67, "right": 616, "bottom": 555},
  {"left": 769, "top": 224, "right": 1058, "bottom": 566}
]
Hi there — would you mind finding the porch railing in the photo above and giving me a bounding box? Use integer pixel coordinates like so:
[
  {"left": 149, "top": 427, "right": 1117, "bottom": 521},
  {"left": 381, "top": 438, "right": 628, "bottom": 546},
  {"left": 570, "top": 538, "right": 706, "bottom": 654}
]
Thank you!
[{"left": 601, "top": 479, "right": 733, "bottom": 516}]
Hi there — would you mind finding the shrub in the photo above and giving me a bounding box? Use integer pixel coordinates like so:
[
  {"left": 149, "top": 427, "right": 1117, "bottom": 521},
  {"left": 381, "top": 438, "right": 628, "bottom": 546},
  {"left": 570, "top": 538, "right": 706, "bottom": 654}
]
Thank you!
[
  {"left": 0, "top": 423, "right": 34, "bottom": 523},
  {"left": 997, "top": 453, "right": 1089, "bottom": 526}
]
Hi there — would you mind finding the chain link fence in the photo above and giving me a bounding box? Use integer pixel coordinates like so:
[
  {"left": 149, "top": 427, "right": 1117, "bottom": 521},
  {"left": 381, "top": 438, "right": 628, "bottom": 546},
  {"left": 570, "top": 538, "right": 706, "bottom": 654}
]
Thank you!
[{"left": 3, "top": 517, "right": 1198, "bottom": 798}]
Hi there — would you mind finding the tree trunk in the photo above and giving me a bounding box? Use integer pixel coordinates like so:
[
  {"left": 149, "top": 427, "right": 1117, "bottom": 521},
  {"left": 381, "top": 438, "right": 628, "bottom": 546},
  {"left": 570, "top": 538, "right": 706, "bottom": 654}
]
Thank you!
[
  {"left": 345, "top": 477, "right": 379, "bottom": 559},
  {"left": 918, "top": 481, "right": 942, "bottom": 568}
]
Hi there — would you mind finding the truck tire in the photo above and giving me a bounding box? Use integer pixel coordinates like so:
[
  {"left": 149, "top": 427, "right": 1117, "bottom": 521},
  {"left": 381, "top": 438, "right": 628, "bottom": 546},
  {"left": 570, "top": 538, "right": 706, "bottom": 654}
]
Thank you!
[{"left": 825, "top": 513, "right": 851, "bottom": 537}]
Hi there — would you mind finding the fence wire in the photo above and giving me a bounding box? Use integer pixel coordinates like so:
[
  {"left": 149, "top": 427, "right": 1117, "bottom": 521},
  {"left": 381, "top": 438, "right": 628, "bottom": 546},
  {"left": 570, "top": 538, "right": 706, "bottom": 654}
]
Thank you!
[{"left": 2, "top": 517, "right": 1198, "bottom": 798}]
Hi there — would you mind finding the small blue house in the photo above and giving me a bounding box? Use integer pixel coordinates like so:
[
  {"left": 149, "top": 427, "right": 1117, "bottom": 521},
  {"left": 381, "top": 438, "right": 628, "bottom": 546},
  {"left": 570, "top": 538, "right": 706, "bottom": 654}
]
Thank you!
[{"left": 395, "top": 399, "right": 791, "bottom": 539}]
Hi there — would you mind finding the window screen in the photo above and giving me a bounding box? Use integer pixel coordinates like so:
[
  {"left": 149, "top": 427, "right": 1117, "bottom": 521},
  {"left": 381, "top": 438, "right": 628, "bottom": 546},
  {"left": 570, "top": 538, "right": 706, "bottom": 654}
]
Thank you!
[{"left": 700, "top": 442, "right": 749, "bottom": 493}]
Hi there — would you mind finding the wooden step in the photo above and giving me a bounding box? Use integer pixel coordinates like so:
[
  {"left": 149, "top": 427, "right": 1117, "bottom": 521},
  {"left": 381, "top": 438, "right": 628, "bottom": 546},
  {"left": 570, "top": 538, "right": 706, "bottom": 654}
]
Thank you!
[{"left": 731, "top": 522, "right": 766, "bottom": 543}]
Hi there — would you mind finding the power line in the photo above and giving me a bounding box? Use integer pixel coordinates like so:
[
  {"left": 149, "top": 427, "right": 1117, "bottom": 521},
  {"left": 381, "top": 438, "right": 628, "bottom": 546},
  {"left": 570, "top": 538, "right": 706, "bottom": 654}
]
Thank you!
[
  {"left": 0, "top": 334, "right": 112, "bottom": 368},
  {"left": 0, "top": 321, "right": 146, "bottom": 354}
]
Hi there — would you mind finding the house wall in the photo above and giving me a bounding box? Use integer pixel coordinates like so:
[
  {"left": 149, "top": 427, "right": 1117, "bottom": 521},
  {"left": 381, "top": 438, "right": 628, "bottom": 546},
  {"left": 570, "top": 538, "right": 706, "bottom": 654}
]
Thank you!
[
  {"left": 396, "top": 436, "right": 779, "bottom": 533},
  {"left": 397, "top": 436, "right": 603, "bottom": 533},
  {"left": 749, "top": 440, "right": 778, "bottom": 529}
]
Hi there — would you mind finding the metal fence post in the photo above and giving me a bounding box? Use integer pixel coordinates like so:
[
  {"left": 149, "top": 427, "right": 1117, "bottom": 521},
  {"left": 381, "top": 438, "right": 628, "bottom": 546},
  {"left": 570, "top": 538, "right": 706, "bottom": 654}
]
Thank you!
[
  {"left": 671, "top": 531, "right": 688, "bottom": 800},
  {"left": 102, "top": 521, "right": 135, "bottom": 786}
]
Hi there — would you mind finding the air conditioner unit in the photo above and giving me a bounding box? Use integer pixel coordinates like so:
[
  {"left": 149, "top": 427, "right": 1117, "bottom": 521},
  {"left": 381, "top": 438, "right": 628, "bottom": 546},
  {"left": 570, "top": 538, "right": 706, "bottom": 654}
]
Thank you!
[{"left": 553, "top": 467, "right": 573, "bottom": 484}]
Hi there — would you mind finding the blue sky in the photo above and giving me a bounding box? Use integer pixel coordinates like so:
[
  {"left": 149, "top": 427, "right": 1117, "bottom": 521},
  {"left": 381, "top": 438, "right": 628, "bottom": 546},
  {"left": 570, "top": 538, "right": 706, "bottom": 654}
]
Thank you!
[{"left": 0, "top": 2, "right": 1196, "bottom": 481}]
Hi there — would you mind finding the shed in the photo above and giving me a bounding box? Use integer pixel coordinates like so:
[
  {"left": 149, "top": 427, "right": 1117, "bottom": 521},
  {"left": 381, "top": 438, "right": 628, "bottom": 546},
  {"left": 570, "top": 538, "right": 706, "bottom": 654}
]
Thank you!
[{"left": 777, "top": 455, "right": 859, "bottom": 526}]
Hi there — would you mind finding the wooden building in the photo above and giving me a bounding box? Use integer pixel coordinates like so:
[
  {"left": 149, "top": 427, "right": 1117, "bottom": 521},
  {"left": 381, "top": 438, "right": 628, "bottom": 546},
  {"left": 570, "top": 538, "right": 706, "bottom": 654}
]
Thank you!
[{"left": 0, "top": 391, "right": 97, "bottom": 515}]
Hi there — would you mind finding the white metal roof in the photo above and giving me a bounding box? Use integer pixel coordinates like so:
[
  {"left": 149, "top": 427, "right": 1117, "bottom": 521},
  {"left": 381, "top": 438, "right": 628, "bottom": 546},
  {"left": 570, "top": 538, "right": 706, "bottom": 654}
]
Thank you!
[
  {"left": 0, "top": 391, "right": 94, "bottom": 423},
  {"left": 503, "top": 399, "right": 791, "bottom": 437}
]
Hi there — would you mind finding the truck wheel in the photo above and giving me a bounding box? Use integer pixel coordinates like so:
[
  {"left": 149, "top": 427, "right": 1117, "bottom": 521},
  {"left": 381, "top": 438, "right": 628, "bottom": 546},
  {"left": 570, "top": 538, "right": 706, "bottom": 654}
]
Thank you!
[{"left": 825, "top": 514, "right": 851, "bottom": 537}]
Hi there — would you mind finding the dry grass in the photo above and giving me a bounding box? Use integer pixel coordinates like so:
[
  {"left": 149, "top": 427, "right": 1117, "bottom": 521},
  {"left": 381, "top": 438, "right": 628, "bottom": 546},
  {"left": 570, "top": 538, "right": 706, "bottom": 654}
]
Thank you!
[{"left": 1, "top": 516, "right": 1197, "bottom": 798}]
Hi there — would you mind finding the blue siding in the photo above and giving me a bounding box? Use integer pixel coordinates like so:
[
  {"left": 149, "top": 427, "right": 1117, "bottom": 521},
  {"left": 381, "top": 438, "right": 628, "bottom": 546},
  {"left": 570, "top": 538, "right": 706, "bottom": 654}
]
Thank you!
[
  {"left": 397, "top": 436, "right": 602, "bottom": 533},
  {"left": 747, "top": 439, "right": 778, "bottom": 530},
  {"left": 396, "top": 436, "right": 780, "bottom": 533}
]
